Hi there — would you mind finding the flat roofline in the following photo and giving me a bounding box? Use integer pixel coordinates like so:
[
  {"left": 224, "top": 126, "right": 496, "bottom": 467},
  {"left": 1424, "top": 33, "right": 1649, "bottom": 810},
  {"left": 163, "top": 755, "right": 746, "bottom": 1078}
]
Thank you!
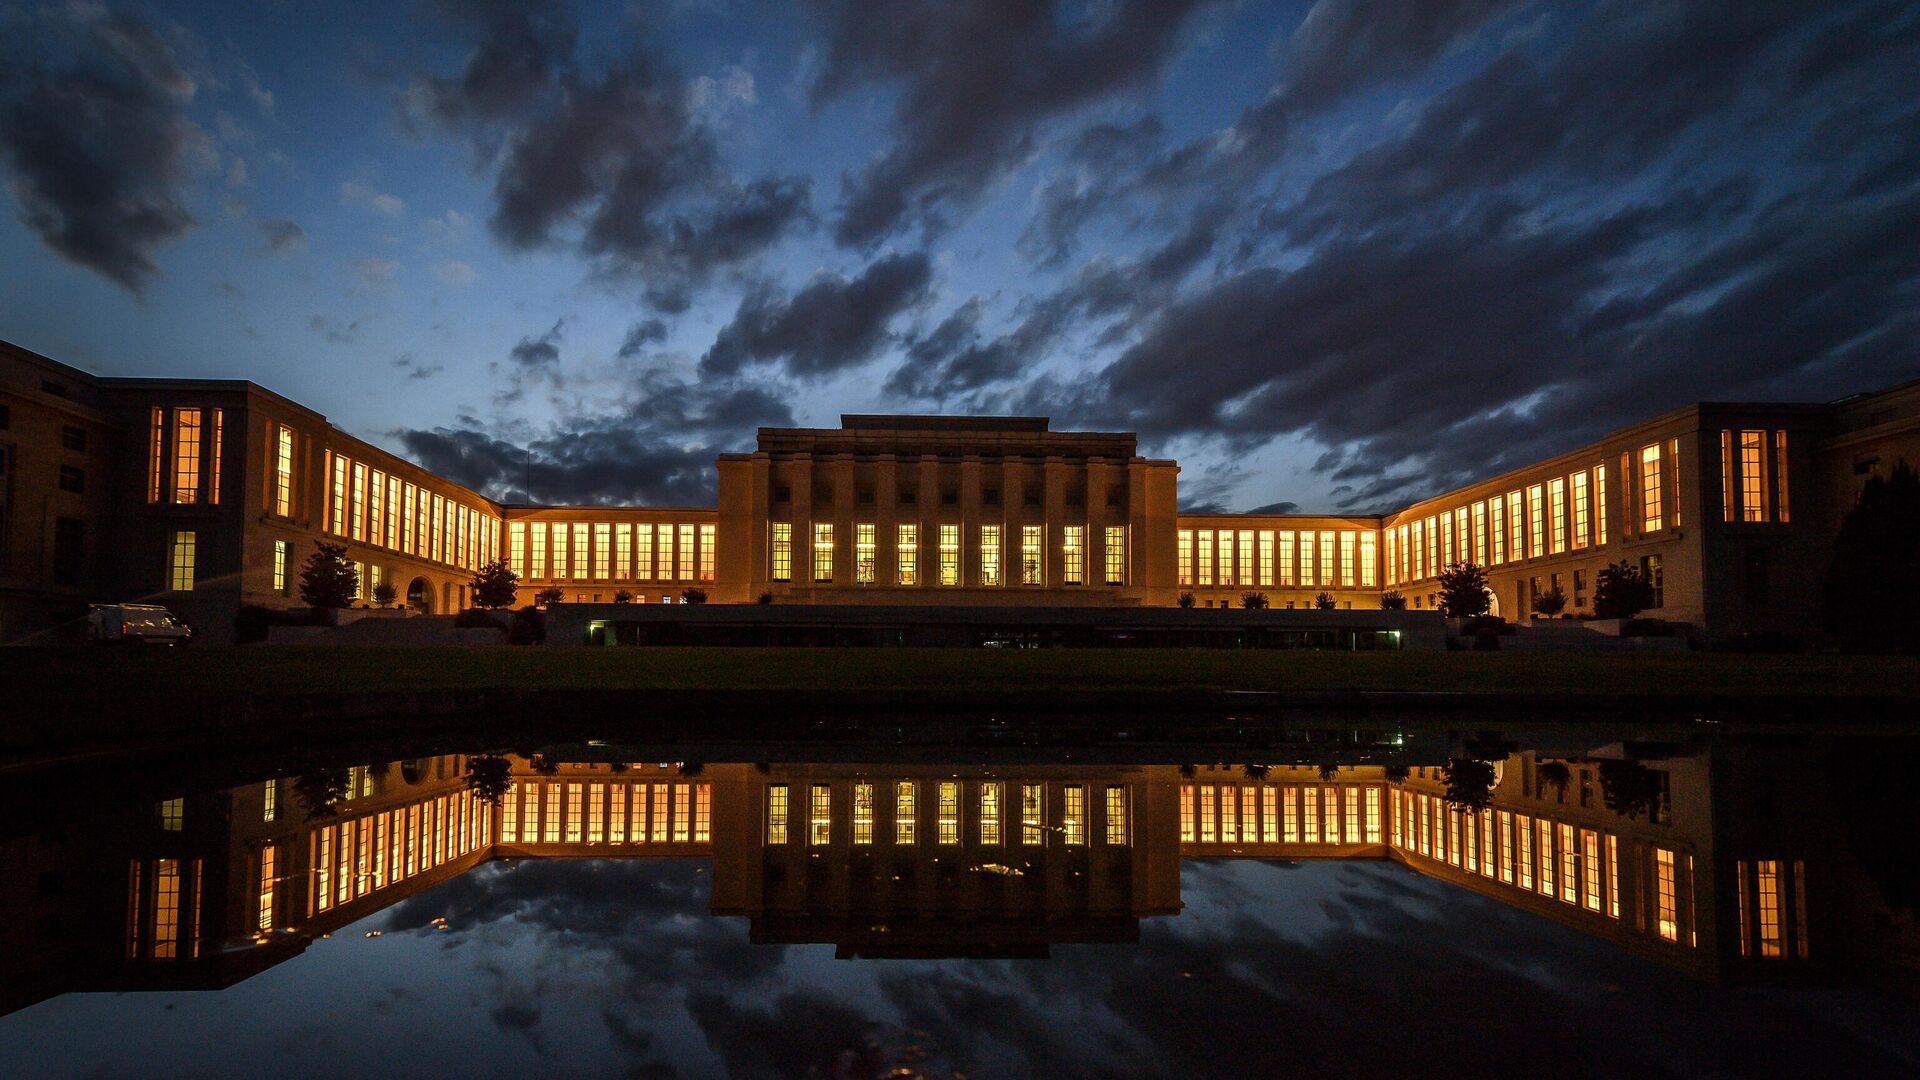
[
  {"left": 836, "top": 414, "right": 1050, "bottom": 432},
  {"left": 497, "top": 503, "right": 718, "bottom": 513}
]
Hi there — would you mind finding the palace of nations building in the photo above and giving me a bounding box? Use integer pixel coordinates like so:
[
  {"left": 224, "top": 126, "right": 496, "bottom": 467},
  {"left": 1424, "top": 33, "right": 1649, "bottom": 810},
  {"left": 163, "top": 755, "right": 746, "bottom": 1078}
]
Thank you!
[{"left": 2, "top": 337, "right": 1915, "bottom": 644}]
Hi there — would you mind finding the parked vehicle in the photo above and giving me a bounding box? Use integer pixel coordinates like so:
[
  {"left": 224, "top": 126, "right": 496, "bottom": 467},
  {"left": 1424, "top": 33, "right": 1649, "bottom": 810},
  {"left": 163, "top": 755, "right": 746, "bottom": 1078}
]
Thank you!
[{"left": 87, "top": 604, "right": 193, "bottom": 646}]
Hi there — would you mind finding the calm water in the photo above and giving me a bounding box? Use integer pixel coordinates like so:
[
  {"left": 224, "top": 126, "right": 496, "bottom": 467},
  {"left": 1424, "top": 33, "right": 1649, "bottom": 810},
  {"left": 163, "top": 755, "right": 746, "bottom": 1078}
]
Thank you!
[{"left": 3, "top": 723, "right": 1917, "bottom": 1079}]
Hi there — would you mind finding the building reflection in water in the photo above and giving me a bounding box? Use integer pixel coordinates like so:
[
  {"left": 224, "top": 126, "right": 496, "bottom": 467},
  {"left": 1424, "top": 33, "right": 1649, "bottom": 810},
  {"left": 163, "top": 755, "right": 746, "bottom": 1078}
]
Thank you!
[{"left": 0, "top": 734, "right": 1907, "bottom": 1016}]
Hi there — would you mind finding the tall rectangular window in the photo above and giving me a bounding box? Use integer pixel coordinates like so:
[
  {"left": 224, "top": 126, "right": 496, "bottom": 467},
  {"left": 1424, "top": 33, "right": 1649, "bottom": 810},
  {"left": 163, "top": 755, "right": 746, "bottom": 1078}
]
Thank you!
[
  {"left": 1756, "top": 859, "right": 1782, "bottom": 956},
  {"left": 1339, "top": 531, "right": 1356, "bottom": 586},
  {"left": 1490, "top": 498, "right": 1506, "bottom": 564},
  {"left": 1640, "top": 444, "right": 1665, "bottom": 531},
  {"left": 572, "top": 522, "right": 590, "bottom": 580},
  {"left": 656, "top": 523, "right": 673, "bottom": 580},
  {"left": 699, "top": 524, "right": 716, "bottom": 581},
  {"left": 207, "top": 409, "right": 223, "bottom": 505},
  {"left": 1571, "top": 471, "right": 1590, "bottom": 548},
  {"left": 1505, "top": 491, "right": 1524, "bottom": 562},
  {"left": 1021, "top": 525, "right": 1043, "bottom": 584},
  {"left": 808, "top": 785, "right": 831, "bottom": 845},
  {"left": 1278, "top": 531, "right": 1296, "bottom": 585},
  {"left": 1440, "top": 511, "right": 1455, "bottom": 567},
  {"left": 1180, "top": 784, "right": 1196, "bottom": 841},
  {"left": 855, "top": 523, "right": 877, "bottom": 583},
  {"left": 1062, "top": 785, "right": 1086, "bottom": 845},
  {"left": 1237, "top": 532, "right": 1254, "bottom": 587},
  {"left": 981, "top": 525, "right": 1002, "bottom": 586},
  {"left": 1669, "top": 437, "right": 1683, "bottom": 527},
  {"left": 1773, "top": 431, "right": 1790, "bottom": 522},
  {"left": 813, "top": 523, "right": 834, "bottom": 582},
  {"left": 677, "top": 523, "right": 695, "bottom": 580},
  {"left": 1582, "top": 828, "right": 1602, "bottom": 912},
  {"left": 172, "top": 408, "right": 202, "bottom": 504},
  {"left": 636, "top": 524, "right": 654, "bottom": 580},
  {"left": 1655, "top": 848, "right": 1678, "bottom": 941},
  {"left": 530, "top": 523, "right": 548, "bottom": 580},
  {"left": 895, "top": 782, "right": 917, "bottom": 844},
  {"left": 771, "top": 522, "right": 792, "bottom": 582},
  {"left": 402, "top": 483, "right": 417, "bottom": 554},
  {"left": 273, "top": 540, "right": 290, "bottom": 594},
  {"left": 1106, "top": 526, "right": 1127, "bottom": 585},
  {"left": 897, "top": 524, "right": 918, "bottom": 585},
  {"left": 766, "top": 785, "right": 788, "bottom": 843},
  {"left": 852, "top": 783, "right": 874, "bottom": 845},
  {"left": 1549, "top": 477, "right": 1567, "bottom": 553},
  {"left": 594, "top": 523, "right": 612, "bottom": 578},
  {"left": 1257, "top": 530, "right": 1275, "bottom": 586},
  {"left": 1062, "top": 525, "right": 1084, "bottom": 585},
  {"left": 980, "top": 783, "right": 1002, "bottom": 844},
  {"left": 432, "top": 494, "right": 446, "bottom": 564},
  {"left": 1739, "top": 430, "right": 1766, "bottom": 521},
  {"left": 1472, "top": 502, "right": 1487, "bottom": 564},
  {"left": 1319, "top": 532, "right": 1336, "bottom": 586},
  {"left": 616, "top": 524, "right": 632, "bottom": 579},
  {"left": 169, "top": 531, "right": 196, "bottom": 591},
  {"left": 1527, "top": 484, "right": 1545, "bottom": 557},
  {"left": 1106, "top": 786, "right": 1129, "bottom": 845},
  {"left": 1197, "top": 529, "right": 1213, "bottom": 586},
  {"left": 937, "top": 782, "right": 960, "bottom": 844},
  {"left": 1177, "top": 530, "right": 1194, "bottom": 585},
  {"left": 274, "top": 426, "right": 295, "bottom": 516},
  {"left": 148, "top": 407, "right": 165, "bottom": 502},
  {"left": 939, "top": 524, "right": 960, "bottom": 585},
  {"left": 367, "top": 470, "right": 385, "bottom": 548},
  {"left": 387, "top": 477, "right": 401, "bottom": 549},
  {"left": 1021, "top": 783, "right": 1043, "bottom": 844},
  {"left": 350, "top": 463, "right": 367, "bottom": 540}
]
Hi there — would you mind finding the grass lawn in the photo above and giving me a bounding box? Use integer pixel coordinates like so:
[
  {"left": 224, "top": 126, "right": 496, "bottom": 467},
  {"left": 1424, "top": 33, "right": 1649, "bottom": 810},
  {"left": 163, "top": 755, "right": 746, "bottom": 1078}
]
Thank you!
[{"left": 5, "top": 646, "right": 1919, "bottom": 703}]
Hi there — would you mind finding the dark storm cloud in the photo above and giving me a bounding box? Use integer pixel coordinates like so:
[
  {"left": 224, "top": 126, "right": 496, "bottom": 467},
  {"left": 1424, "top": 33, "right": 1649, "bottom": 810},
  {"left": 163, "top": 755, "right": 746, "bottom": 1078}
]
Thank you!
[
  {"left": 700, "top": 251, "right": 932, "bottom": 378},
  {"left": 616, "top": 318, "right": 668, "bottom": 358},
  {"left": 805, "top": 0, "right": 1218, "bottom": 248},
  {"left": 399, "top": 360, "right": 795, "bottom": 505},
  {"left": 406, "top": 1, "right": 812, "bottom": 311},
  {"left": 1017, "top": 115, "right": 1163, "bottom": 269},
  {"left": 0, "top": 6, "right": 205, "bottom": 293},
  {"left": 257, "top": 217, "right": 305, "bottom": 252},
  {"left": 508, "top": 320, "right": 562, "bottom": 366}
]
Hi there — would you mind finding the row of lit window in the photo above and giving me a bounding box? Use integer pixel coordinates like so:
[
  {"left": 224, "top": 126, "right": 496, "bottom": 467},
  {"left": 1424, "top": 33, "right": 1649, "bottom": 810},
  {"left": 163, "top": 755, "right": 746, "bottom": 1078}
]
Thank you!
[
  {"left": 766, "top": 781, "right": 1129, "bottom": 846},
  {"left": 1178, "top": 783, "right": 1383, "bottom": 844},
  {"left": 506, "top": 521, "right": 715, "bottom": 584},
  {"left": 771, "top": 523, "right": 1126, "bottom": 586},
  {"left": 1721, "top": 429, "right": 1791, "bottom": 524},
  {"left": 499, "top": 780, "right": 712, "bottom": 844},
  {"left": 1389, "top": 790, "right": 1695, "bottom": 944},
  {"left": 1176, "top": 529, "right": 1376, "bottom": 589},
  {"left": 1733, "top": 857, "right": 1808, "bottom": 959},
  {"left": 324, "top": 451, "right": 497, "bottom": 573},
  {"left": 309, "top": 790, "right": 490, "bottom": 915},
  {"left": 145, "top": 406, "right": 223, "bottom": 506}
]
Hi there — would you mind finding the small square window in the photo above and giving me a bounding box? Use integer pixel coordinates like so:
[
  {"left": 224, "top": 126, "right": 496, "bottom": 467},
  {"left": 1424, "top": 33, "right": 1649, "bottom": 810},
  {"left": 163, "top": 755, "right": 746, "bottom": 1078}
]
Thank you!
[
  {"left": 983, "top": 487, "right": 1000, "bottom": 506},
  {"left": 1024, "top": 492, "right": 1041, "bottom": 507},
  {"left": 58, "top": 465, "right": 85, "bottom": 493},
  {"left": 61, "top": 426, "right": 87, "bottom": 451},
  {"left": 900, "top": 490, "right": 917, "bottom": 506},
  {"left": 941, "top": 489, "right": 958, "bottom": 506},
  {"left": 773, "top": 486, "right": 791, "bottom": 503}
]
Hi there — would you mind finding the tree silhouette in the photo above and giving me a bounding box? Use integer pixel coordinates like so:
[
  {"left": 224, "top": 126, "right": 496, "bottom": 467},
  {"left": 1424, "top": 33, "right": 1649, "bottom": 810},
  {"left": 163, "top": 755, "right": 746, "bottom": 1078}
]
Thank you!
[
  {"left": 1598, "top": 760, "right": 1664, "bottom": 820},
  {"left": 1240, "top": 590, "right": 1269, "bottom": 609},
  {"left": 1317, "top": 762, "right": 1340, "bottom": 781},
  {"left": 1824, "top": 462, "right": 1920, "bottom": 652},
  {"left": 298, "top": 541, "right": 357, "bottom": 609},
  {"left": 1442, "top": 758, "right": 1497, "bottom": 812},
  {"left": 1314, "top": 592, "right": 1337, "bottom": 610},
  {"left": 1177, "top": 591, "right": 1196, "bottom": 609},
  {"left": 462, "top": 754, "right": 514, "bottom": 805},
  {"left": 371, "top": 581, "right": 398, "bottom": 608},
  {"left": 613, "top": 590, "right": 633, "bottom": 603},
  {"left": 1437, "top": 561, "right": 1491, "bottom": 618},
  {"left": 469, "top": 559, "right": 520, "bottom": 609},
  {"left": 1593, "top": 560, "right": 1655, "bottom": 620},
  {"left": 1536, "top": 761, "right": 1571, "bottom": 799},
  {"left": 534, "top": 587, "right": 565, "bottom": 608},
  {"left": 1379, "top": 591, "right": 1407, "bottom": 610},
  {"left": 294, "top": 767, "right": 350, "bottom": 820},
  {"left": 681, "top": 587, "right": 708, "bottom": 604},
  {"left": 1383, "top": 764, "right": 1411, "bottom": 783},
  {"left": 1533, "top": 586, "right": 1567, "bottom": 616},
  {"left": 1242, "top": 763, "right": 1271, "bottom": 780}
]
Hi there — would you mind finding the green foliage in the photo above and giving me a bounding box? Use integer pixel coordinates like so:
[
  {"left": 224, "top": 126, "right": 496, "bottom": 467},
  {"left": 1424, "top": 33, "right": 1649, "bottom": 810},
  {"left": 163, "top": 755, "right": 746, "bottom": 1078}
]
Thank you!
[
  {"left": 469, "top": 558, "right": 520, "bottom": 609},
  {"left": 462, "top": 754, "right": 513, "bottom": 805},
  {"left": 1379, "top": 590, "right": 1407, "bottom": 610},
  {"left": 1436, "top": 561, "right": 1491, "bottom": 618},
  {"left": 1593, "top": 560, "right": 1655, "bottom": 620},
  {"left": 1442, "top": 757, "right": 1498, "bottom": 812},
  {"left": 1242, "top": 763, "right": 1271, "bottom": 780},
  {"left": 371, "top": 581, "right": 398, "bottom": 608},
  {"left": 1824, "top": 462, "right": 1920, "bottom": 652},
  {"left": 1533, "top": 586, "right": 1567, "bottom": 616},
  {"left": 1240, "top": 590, "right": 1269, "bottom": 609},
  {"left": 612, "top": 590, "right": 633, "bottom": 603},
  {"left": 1597, "top": 759, "right": 1663, "bottom": 819},
  {"left": 1176, "top": 591, "right": 1195, "bottom": 609},
  {"left": 1314, "top": 591, "right": 1337, "bottom": 610},
  {"left": 297, "top": 541, "right": 357, "bottom": 610},
  {"left": 1383, "top": 764, "right": 1411, "bottom": 783},
  {"left": 293, "top": 767, "right": 349, "bottom": 820},
  {"left": 681, "top": 587, "right": 708, "bottom": 604},
  {"left": 1536, "top": 761, "right": 1571, "bottom": 798},
  {"left": 533, "top": 587, "right": 565, "bottom": 608},
  {"left": 1317, "top": 761, "right": 1339, "bottom": 781}
]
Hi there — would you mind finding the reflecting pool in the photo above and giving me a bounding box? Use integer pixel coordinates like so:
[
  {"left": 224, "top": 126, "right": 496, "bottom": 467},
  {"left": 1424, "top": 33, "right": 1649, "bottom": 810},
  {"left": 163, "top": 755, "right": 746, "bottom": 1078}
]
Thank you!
[{"left": 3, "top": 725, "right": 1918, "bottom": 1078}]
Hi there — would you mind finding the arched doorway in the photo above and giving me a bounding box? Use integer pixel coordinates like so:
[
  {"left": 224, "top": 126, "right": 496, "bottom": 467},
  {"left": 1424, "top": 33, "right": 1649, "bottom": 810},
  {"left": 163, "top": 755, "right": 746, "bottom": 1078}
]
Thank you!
[{"left": 406, "top": 577, "right": 432, "bottom": 613}]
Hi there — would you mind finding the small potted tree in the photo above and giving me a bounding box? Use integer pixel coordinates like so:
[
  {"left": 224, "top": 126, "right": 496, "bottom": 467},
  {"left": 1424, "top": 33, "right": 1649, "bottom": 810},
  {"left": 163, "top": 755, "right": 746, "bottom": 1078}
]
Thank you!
[{"left": 297, "top": 541, "right": 357, "bottom": 624}]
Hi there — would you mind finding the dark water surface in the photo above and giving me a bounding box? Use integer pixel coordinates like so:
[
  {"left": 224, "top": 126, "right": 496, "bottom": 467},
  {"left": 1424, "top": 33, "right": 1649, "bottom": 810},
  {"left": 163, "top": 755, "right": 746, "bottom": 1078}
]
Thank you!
[{"left": 3, "top": 721, "right": 1917, "bottom": 1078}]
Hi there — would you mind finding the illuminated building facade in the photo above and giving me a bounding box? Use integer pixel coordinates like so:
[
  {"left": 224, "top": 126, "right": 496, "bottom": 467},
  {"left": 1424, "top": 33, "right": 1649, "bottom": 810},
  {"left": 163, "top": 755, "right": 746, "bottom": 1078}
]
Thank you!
[
  {"left": 0, "top": 738, "right": 1880, "bottom": 1017},
  {"left": 4, "top": 336, "right": 1915, "bottom": 642}
]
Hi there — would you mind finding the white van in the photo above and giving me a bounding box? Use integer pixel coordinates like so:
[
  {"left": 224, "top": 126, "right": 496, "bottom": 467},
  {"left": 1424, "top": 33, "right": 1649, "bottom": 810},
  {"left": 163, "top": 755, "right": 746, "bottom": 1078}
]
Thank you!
[{"left": 87, "top": 604, "right": 193, "bottom": 646}]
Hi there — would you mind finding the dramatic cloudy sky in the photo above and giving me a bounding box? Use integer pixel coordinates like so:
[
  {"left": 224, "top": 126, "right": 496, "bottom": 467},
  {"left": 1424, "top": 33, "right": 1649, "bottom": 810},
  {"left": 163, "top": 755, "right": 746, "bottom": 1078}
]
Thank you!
[{"left": 1, "top": 1, "right": 1914, "bottom": 511}]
